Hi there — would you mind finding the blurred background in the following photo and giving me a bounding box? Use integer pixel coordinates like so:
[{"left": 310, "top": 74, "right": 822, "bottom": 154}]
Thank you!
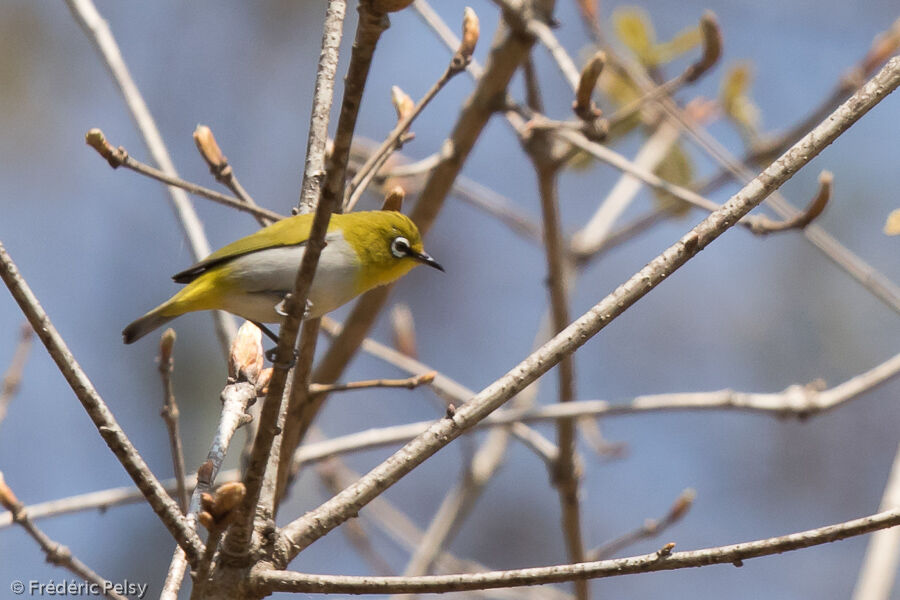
[{"left": 1, "top": 1, "right": 899, "bottom": 598}]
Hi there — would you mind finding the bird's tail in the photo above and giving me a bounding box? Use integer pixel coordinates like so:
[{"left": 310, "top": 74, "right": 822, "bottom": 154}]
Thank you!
[{"left": 122, "top": 307, "right": 177, "bottom": 344}]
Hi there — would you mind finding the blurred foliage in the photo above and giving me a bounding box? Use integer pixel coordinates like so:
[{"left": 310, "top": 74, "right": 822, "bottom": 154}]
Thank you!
[
  {"left": 612, "top": 6, "right": 701, "bottom": 67},
  {"left": 568, "top": 6, "right": 703, "bottom": 214},
  {"left": 652, "top": 142, "right": 694, "bottom": 216},
  {"left": 719, "top": 62, "right": 762, "bottom": 145}
]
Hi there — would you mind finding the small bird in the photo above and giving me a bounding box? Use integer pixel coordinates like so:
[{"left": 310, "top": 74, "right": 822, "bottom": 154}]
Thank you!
[{"left": 122, "top": 210, "right": 442, "bottom": 344}]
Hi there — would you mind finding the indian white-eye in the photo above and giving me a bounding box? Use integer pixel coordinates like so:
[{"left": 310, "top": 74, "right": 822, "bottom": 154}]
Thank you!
[{"left": 122, "top": 210, "right": 442, "bottom": 344}]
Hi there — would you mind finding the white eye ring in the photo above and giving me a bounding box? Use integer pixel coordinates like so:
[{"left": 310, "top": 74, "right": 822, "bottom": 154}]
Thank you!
[{"left": 391, "top": 236, "right": 410, "bottom": 258}]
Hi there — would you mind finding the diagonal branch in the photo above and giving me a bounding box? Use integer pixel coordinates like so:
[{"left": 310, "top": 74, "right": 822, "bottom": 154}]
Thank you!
[
  {"left": 222, "top": 0, "right": 348, "bottom": 563},
  {"left": 0, "top": 473, "right": 128, "bottom": 600},
  {"left": 275, "top": 55, "right": 900, "bottom": 564},
  {"left": 0, "top": 242, "right": 204, "bottom": 564},
  {"left": 65, "top": 0, "right": 236, "bottom": 353}
]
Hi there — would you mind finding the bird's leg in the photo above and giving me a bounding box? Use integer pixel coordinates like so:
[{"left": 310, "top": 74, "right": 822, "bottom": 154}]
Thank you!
[
  {"left": 251, "top": 321, "right": 296, "bottom": 367},
  {"left": 274, "top": 295, "right": 314, "bottom": 319},
  {"left": 252, "top": 321, "right": 280, "bottom": 343}
]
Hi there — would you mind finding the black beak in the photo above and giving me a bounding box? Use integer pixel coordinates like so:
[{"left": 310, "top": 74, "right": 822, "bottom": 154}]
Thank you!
[{"left": 410, "top": 250, "right": 444, "bottom": 272}]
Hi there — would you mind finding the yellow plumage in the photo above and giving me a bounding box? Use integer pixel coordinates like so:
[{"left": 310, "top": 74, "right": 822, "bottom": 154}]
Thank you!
[{"left": 123, "top": 210, "right": 442, "bottom": 344}]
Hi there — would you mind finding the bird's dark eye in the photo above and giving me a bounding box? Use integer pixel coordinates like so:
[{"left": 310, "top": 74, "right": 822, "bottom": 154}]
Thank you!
[{"left": 390, "top": 236, "right": 410, "bottom": 258}]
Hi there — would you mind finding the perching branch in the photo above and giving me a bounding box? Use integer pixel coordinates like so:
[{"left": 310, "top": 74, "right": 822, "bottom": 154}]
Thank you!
[{"left": 222, "top": 0, "right": 348, "bottom": 563}]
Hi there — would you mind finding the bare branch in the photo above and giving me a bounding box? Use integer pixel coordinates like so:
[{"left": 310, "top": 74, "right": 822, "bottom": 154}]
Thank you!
[
  {"left": 256, "top": 506, "right": 900, "bottom": 594},
  {"left": 275, "top": 57, "right": 900, "bottom": 565},
  {"left": 0, "top": 323, "right": 32, "bottom": 427},
  {"left": 84, "top": 129, "right": 283, "bottom": 223},
  {"left": 193, "top": 125, "right": 272, "bottom": 227},
  {"left": 309, "top": 372, "right": 436, "bottom": 395},
  {"left": 158, "top": 329, "right": 188, "bottom": 514},
  {"left": 749, "top": 170, "right": 832, "bottom": 234},
  {"left": 606, "top": 11, "right": 722, "bottom": 128},
  {"left": 65, "top": 0, "right": 237, "bottom": 352},
  {"left": 0, "top": 473, "right": 130, "bottom": 600},
  {"left": 345, "top": 7, "right": 479, "bottom": 211},
  {"left": 0, "top": 242, "right": 204, "bottom": 563},
  {"left": 161, "top": 323, "right": 259, "bottom": 598},
  {"left": 587, "top": 489, "right": 695, "bottom": 560},
  {"left": 225, "top": 0, "right": 348, "bottom": 562}
]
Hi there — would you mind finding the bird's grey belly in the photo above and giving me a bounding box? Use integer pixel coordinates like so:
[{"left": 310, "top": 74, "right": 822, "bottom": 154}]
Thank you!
[{"left": 217, "top": 237, "right": 361, "bottom": 323}]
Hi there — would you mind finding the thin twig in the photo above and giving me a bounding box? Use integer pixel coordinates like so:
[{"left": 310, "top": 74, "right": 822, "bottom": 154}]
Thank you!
[
  {"left": 0, "top": 323, "right": 32, "bottom": 427},
  {"left": 311, "top": 0, "right": 544, "bottom": 395},
  {"left": 309, "top": 372, "right": 436, "bottom": 395},
  {"left": 0, "top": 242, "right": 203, "bottom": 564},
  {"left": 160, "top": 323, "right": 260, "bottom": 599},
  {"left": 350, "top": 139, "right": 543, "bottom": 243},
  {"left": 527, "top": 131, "right": 588, "bottom": 600},
  {"left": 7, "top": 349, "right": 897, "bottom": 534},
  {"left": 258, "top": 506, "right": 900, "bottom": 594},
  {"left": 602, "top": 36, "right": 900, "bottom": 315},
  {"left": 158, "top": 329, "right": 188, "bottom": 513},
  {"left": 0, "top": 473, "right": 130, "bottom": 600},
  {"left": 65, "top": 0, "right": 236, "bottom": 353},
  {"left": 274, "top": 55, "right": 900, "bottom": 563},
  {"left": 344, "top": 7, "right": 478, "bottom": 211},
  {"left": 606, "top": 12, "right": 722, "bottom": 129},
  {"left": 193, "top": 125, "right": 273, "bottom": 227},
  {"left": 587, "top": 489, "right": 695, "bottom": 560},
  {"left": 748, "top": 170, "right": 832, "bottom": 234},
  {"left": 84, "top": 129, "right": 283, "bottom": 223}
]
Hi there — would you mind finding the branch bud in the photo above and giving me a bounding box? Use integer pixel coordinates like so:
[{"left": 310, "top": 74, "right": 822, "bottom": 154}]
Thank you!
[
  {"left": 381, "top": 186, "right": 405, "bottom": 212},
  {"left": 573, "top": 51, "right": 606, "bottom": 120},
  {"left": 390, "top": 86, "right": 415, "bottom": 121},
  {"left": 228, "top": 322, "right": 263, "bottom": 383},
  {"left": 0, "top": 472, "right": 21, "bottom": 513},
  {"left": 451, "top": 7, "right": 479, "bottom": 71},
  {"left": 684, "top": 11, "right": 722, "bottom": 83},
  {"left": 193, "top": 125, "right": 229, "bottom": 174},
  {"left": 85, "top": 128, "right": 126, "bottom": 168}
]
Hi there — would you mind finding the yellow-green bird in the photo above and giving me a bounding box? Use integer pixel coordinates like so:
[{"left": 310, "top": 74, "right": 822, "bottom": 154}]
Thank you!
[{"left": 123, "top": 210, "right": 442, "bottom": 344}]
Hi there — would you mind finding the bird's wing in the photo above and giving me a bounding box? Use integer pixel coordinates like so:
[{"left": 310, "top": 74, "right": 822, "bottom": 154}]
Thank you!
[{"left": 172, "top": 213, "right": 317, "bottom": 283}]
